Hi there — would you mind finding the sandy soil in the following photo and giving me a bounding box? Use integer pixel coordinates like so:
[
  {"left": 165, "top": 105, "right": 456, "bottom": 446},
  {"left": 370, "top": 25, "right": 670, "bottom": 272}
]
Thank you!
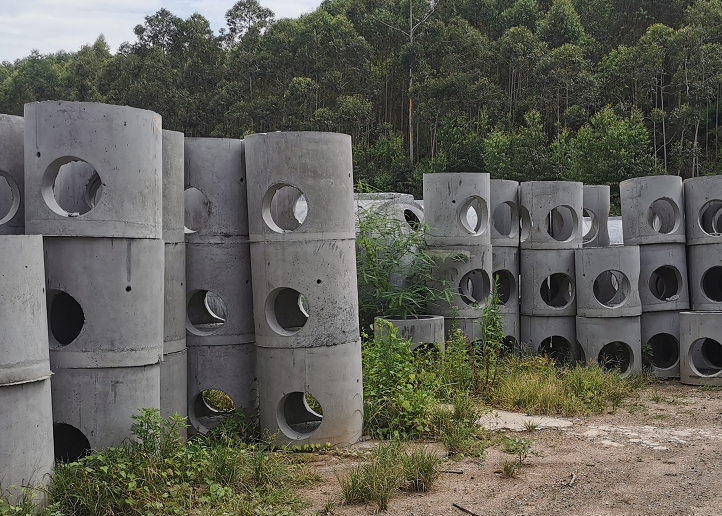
[{"left": 296, "top": 382, "right": 722, "bottom": 516}]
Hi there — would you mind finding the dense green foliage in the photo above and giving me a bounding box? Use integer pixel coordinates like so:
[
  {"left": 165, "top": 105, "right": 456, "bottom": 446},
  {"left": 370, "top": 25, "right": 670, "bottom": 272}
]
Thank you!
[{"left": 3, "top": 0, "right": 721, "bottom": 198}]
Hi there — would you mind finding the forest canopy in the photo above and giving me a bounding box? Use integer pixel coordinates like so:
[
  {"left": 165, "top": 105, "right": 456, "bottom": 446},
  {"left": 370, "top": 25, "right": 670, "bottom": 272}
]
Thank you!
[{"left": 2, "top": 0, "right": 721, "bottom": 201}]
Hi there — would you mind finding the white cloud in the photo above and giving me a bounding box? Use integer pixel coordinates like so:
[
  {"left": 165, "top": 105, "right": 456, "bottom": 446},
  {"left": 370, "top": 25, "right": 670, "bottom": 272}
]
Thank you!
[{"left": 0, "top": 0, "right": 322, "bottom": 63}]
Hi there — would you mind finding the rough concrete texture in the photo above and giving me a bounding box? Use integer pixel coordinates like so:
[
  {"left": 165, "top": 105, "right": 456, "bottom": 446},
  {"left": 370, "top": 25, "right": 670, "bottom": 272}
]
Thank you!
[
  {"left": 477, "top": 409, "right": 573, "bottom": 431},
  {"left": 186, "top": 343, "right": 256, "bottom": 433},
  {"left": 162, "top": 130, "right": 185, "bottom": 244},
  {"left": 492, "top": 245, "right": 520, "bottom": 315},
  {"left": 164, "top": 242, "right": 186, "bottom": 354},
  {"left": 639, "top": 243, "right": 690, "bottom": 312},
  {"left": 51, "top": 364, "right": 161, "bottom": 450},
  {"left": 423, "top": 173, "right": 491, "bottom": 247},
  {"left": 355, "top": 195, "right": 424, "bottom": 232},
  {"left": 428, "top": 244, "right": 492, "bottom": 316},
  {"left": 687, "top": 242, "right": 722, "bottom": 311},
  {"left": 255, "top": 340, "right": 363, "bottom": 445},
  {"left": 620, "top": 175, "right": 685, "bottom": 245},
  {"left": 684, "top": 176, "right": 722, "bottom": 245},
  {"left": 24, "top": 102, "right": 162, "bottom": 238},
  {"left": 520, "top": 248, "right": 577, "bottom": 317},
  {"left": 0, "top": 235, "right": 51, "bottom": 385},
  {"left": 374, "top": 315, "right": 445, "bottom": 350},
  {"left": 186, "top": 242, "right": 254, "bottom": 347},
  {"left": 520, "top": 315, "right": 579, "bottom": 363},
  {"left": 519, "top": 181, "right": 583, "bottom": 250},
  {"left": 680, "top": 311, "right": 722, "bottom": 386},
  {"left": 0, "top": 378, "right": 54, "bottom": 505},
  {"left": 160, "top": 348, "right": 187, "bottom": 433},
  {"left": 43, "top": 237, "right": 164, "bottom": 369},
  {"left": 0, "top": 114, "right": 25, "bottom": 235},
  {"left": 444, "top": 316, "right": 484, "bottom": 343},
  {"left": 574, "top": 245, "right": 641, "bottom": 318},
  {"left": 490, "top": 179, "right": 519, "bottom": 247},
  {"left": 250, "top": 239, "right": 360, "bottom": 349},
  {"left": 641, "top": 310, "right": 681, "bottom": 378},
  {"left": 245, "top": 132, "right": 355, "bottom": 242},
  {"left": 500, "top": 311, "right": 521, "bottom": 344},
  {"left": 184, "top": 138, "right": 247, "bottom": 242},
  {"left": 576, "top": 315, "right": 642, "bottom": 377},
  {"left": 582, "top": 185, "right": 611, "bottom": 247}
]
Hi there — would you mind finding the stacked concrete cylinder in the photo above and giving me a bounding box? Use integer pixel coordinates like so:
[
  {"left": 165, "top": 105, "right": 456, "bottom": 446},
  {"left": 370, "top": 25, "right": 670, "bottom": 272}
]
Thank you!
[
  {"left": 680, "top": 176, "right": 722, "bottom": 385},
  {"left": 355, "top": 192, "right": 424, "bottom": 231},
  {"left": 582, "top": 185, "right": 611, "bottom": 247},
  {"left": 424, "top": 173, "right": 492, "bottom": 343},
  {"left": 491, "top": 179, "right": 521, "bottom": 348},
  {"left": 0, "top": 115, "right": 25, "bottom": 235},
  {"left": 161, "top": 131, "right": 187, "bottom": 428},
  {"left": 519, "top": 181, "right": 583, "bottom": 364},
  {"left": 183, "top": 138, "right": 255, "bottom": 434},
  {"left": 245, "top": 132, "right": 363, "bottom": 445},
  {"left": 24, "top": 101, "right": 164, "bottom": 459},
  {"left": 621, "top": 176, "right": 688, "bottom": 378},
  {"left": 0, "top": 236, "right": 54, "bottom": 504}
]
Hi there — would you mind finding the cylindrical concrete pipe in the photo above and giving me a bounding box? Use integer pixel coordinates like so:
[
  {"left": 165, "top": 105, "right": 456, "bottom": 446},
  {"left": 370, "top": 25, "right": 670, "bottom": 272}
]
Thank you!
[
  {"left": 582, "top": 185, "right": 610, "bottom": 247},
  {"left": 374, "top": 315, "right": 446, "bottom": 351},
  {"left": 680, "top": 311, "right": 722, "bottom": 386},
  {"left": 428, "top": 244, "right": 493, "bottom": 316},
  {"left": 355, "top": 192, "right": 424, "bottom": 232},
  {"left": 620, "top": 175, "right": 685, "bottom": 245},
  {"left": 520, "top": 315, "right": 578, "bottom": 364},
  {"left": 519, "top": 181, "right": 583, "bottom": 250},
  {"left": 183, "top": 138, "right": 256, "bottom": 433},
  {"left": 684, "top": 176, "right": 722, "bottom": 245},
  {"left": 0, "top": 114, "right": 25, "bottom": 235},
  {"left": 245, "top": 131, "right": 363, "bottom": 446},
  {"left": 24, "top": 102, "right": 162, "bottom": 238},
  {"left": 641, "top": 311, "right": 680, "bottom": 378},
  {"left": 520, "top": 248, "right": 576, "bottom": 317},
  {"left": 493, "top": 246, "right": 520, "bottom": 315},
  {"left": 490, "top": 179, "right": 519, "bottom": 247},
  {"left": 161, "top": 130, "right": 187, "bottom": 425},
  {"left": 500, "top": 312, "right": 521, "bottom": 348},
  {"left": 443, "top": 316, "right": 484, "bottom": 343},
  {"left": 576, "top": 315, "right": 642, "bottom": 376},
  {"left": 0, "top": 236, "right": 54, "bottom": 503},
  {"left": 423, "top": 173, "right": 491, "bottom": 247},
  {"left": 638, "top": 243, "right": 690, "bottom": 312},
  {"left": 687, "top": 242, "right": 722, "bottom": 311},
  {"left": 574, "top": 245, "right": 641, "bottom": 318}
]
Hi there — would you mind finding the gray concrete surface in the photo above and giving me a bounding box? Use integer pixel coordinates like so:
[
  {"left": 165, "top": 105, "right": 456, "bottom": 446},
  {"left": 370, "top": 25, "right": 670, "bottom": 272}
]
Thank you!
[
  {"left": 163, "top": 130, "right": 185, "bottom": 244},
  {"left": 490, "top": 179, "right": 519, "bottom": 247},
  {"left": 576, "top": 315, "right": 642, "bottom": 377},
  {"left": 374, "top": 315, "right": 445, "bottom": 350},
  {"left": 641, "top": 311, "right": 681, "bottom": 378},
  {"left": 0, "top": 114, "right": 25, "bottom": 235},
  {"left": 684, "top": 176, "right": 722, "bottom": 245},
  {"left": 583, "top": 185, "right": 611, "bottom": 247},
  {"left": 520, "top": 248, "right": 577, "bottom": 317},
  {"left": 492, "top": 245, "right": 520, "bottom": 314},
  {"left": 687, "top": 242, "right": 722, "bottom": 311},
  {"left": 519, "top": 181, "right": 583, "bottom": 250},
  {"left": 428, "top": 245, "right": 492, "bottom": 317},
  {"left": 621, "top": 175, "right": 685, "bottom": 245},
  {"left": 680, "top": 311, "right": 722, "bottom": 386},
  {"left": 520, "top": 315, "right": 578, "bottom": 364},
  {"left": 639, "top": 243, "right": 690, "bottom": 312}
]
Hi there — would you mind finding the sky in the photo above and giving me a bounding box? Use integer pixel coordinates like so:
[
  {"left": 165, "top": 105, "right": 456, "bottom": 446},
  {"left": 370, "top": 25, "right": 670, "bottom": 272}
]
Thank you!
[{"left": 0, "top": 0, "right": 323, "bottom": 63}]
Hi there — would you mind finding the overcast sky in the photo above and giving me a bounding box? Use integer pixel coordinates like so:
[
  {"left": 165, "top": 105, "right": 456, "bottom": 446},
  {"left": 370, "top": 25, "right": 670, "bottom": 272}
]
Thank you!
[{"left": 0, "top": 0, "right": 323, "bottom": 63}]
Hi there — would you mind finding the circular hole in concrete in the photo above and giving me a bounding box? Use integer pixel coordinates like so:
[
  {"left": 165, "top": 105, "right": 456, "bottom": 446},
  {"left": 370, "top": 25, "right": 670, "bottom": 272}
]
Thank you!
[
  {"left": 649, "top": 266, "right": 681, "bottom": 301},
  {"left": 582, "top": 208, "right": 599, "bottom": 244},
  {"left": 186, "top": 289, "right": 227, "bottom": 336},
  {"left": 592, "top": 270, "right": 630, "bottom": 308},
  {"left": 0, "top": 171, "right": 20, "bottom": 225},
  {"left": 492, "top": 201, "right": 519, "bottom": 238},
  {"left": 493, "top": 269, "right": 515, "bottom": 305},
  {"left": 647, "top": 197, "right": 679, "bottom": 234},
  {"left": 53, "top": 423, "right": 91, "bottom": 462},
  {"left": 42, "top": 158, "right": 104, "bottom": 217},
  {"left": 184, "top": 187, "right": 211, "bottom": 234},
  {"left": 277, "top": 391, "right": 323, "bottom": 439},
  {"left": 47, "top": 290, "right": 85, "bottom": 348},
  {"left": 539, "top": 273, "right": 574, "bottom": 308},
  {"left": 690, "top": 338, "right": 722, "bottom": 376},
  {"left": 597, "top": 341, "right": 632, "bottom": 374},
  {"left": 404, "top": 208, "right": 421, "bottom": 230},
  {"left": 645, "top": 333, "right": 679, "bottom": 370},
  {"left": 545, "top": 205, "right": 578, "bottom": 242},
  {"left": 265, "top": 287, "right": 309, "bottom": 335},
  {"left": 538, "top": 336, "right": 572, "bottom": 365},
  {"left": 458, "top": 196, "right": 488, "bottom": 235},
  {"left": 459, "top": 269, "right": 491, "bottom": 306},
  {"left": 263, "top": 184, "right": 308, "bottom": 233},
  {"left": 701, "top": 266, "right": 722, "bottom": 302},
  {"left": 698, "top": 200, "right": 722, "bottom": 236},
  {"left": 190, "top": 389, "right": 236, "bottom": 433},
  {"left": 519, "top": 205, "right": 531, "bottom": 242}
]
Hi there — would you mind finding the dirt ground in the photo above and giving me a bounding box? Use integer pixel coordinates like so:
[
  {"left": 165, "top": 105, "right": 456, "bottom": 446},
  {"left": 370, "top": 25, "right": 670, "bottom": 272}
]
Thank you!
[{"left": 296, "top": 382, "right": 722, "bottom": 516}]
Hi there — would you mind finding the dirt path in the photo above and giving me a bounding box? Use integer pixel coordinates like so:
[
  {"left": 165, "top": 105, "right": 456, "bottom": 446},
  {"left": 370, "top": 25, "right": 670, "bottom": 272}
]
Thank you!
[{"left": 297, "top": 382, "right": 722, "bottom": 516}]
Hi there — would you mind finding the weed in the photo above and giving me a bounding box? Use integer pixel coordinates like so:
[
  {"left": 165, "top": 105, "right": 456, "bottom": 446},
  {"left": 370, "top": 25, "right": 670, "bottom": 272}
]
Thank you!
[
  {"left": 400, "top": 448, "right": 442, "bottom": 492},
  {"left": 523, "top": 420, "right": 539, "bottom": 432},
  {"left": 698, "top": 385, "right": 722, "bottom": 392},
  {"left": 321, "top": 497, "right": 337, "bottom": 515},
  {"left": 502, "top": 436, "right": 534, "bottom": 466},
  {"left": 501, "top": 459, "right": 520, "bottom": 478}
]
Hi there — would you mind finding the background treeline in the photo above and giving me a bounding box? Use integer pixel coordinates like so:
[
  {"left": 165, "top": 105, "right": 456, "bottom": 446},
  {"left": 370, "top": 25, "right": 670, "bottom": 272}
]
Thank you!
[{"left": 2, "top": 0, "right": 722, "bottom": 202}]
